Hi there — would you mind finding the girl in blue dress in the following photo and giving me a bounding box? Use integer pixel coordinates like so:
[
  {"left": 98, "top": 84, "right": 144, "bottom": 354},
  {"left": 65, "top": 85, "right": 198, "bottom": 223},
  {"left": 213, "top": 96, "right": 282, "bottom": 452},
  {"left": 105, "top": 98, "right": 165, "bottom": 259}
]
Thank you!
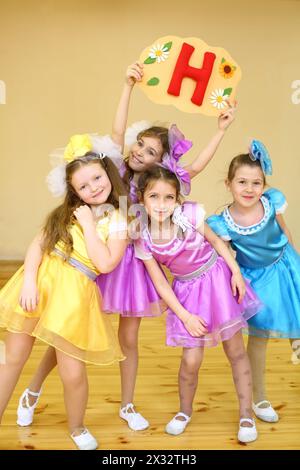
[{"left": 207, "top": 141, "right": 300, "bottom": 424}]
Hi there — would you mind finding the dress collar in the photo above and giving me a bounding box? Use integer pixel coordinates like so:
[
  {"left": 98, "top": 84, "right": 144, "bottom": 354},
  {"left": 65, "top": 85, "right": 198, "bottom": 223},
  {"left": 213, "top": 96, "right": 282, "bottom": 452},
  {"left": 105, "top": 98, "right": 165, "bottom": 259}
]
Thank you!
[{"left": 223, "top": 195, "right": 271, "bottom": 235}]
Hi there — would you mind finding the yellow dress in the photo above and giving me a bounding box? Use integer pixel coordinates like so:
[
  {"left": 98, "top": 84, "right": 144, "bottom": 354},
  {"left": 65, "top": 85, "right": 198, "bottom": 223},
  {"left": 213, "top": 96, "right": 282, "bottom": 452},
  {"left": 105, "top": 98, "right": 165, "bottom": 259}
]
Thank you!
[{"left": 0, "top": 211, "right": 126, "bottom": 365}]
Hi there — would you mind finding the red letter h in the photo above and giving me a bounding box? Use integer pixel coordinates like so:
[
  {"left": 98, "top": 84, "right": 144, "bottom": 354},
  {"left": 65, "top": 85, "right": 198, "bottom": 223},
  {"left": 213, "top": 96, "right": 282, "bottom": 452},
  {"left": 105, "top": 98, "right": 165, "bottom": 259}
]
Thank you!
[{"left": 167, "top": 42, "right": 216, "bottom": 106}]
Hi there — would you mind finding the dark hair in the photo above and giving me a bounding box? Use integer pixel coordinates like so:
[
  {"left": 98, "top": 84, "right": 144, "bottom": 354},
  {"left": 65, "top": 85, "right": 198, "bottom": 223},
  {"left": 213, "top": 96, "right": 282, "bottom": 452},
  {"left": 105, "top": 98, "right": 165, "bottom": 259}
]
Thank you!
[
  {"left": 137, "top": 166, "right": 180, "bottom": 200},
  {"left": 122, "top": 126, "right": 170, "bottom": 192},
  {"left": 227, "top": 153, "right": 266, "bottom": 185},
  {"left": 42, "top": 152, "right": 128, "bottom": 258}
]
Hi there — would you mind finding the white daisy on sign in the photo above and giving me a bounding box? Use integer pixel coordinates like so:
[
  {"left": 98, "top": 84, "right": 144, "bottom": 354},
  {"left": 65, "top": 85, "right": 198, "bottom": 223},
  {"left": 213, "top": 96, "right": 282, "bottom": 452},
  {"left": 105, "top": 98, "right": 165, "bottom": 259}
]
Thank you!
[
  {"left": 210, "top": 89, "right": 230, "bottom": 110},
  {"left": 149, "top": 43, "right": 170, "bottom": 63}
]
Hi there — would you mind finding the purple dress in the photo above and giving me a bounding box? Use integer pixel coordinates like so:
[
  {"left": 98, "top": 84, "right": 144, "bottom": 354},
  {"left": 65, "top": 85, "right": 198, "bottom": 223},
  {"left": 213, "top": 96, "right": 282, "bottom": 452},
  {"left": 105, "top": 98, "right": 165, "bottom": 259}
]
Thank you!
[
  {"left": 96, "top": 159, "right": 166, "bottom": 317},
  {"left": 135, "top": 202, "right": 261, "bottom": 347}
]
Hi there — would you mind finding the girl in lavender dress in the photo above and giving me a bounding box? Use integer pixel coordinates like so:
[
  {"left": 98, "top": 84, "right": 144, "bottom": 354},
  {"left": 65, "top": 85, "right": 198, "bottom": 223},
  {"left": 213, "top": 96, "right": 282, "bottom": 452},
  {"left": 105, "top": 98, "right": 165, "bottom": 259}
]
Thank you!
[
  {"left": 134, "top": 166, "right": 262, "bottom": 443},
  {"left": 16, "top": 62, "right": 237, "bottom": 431}
]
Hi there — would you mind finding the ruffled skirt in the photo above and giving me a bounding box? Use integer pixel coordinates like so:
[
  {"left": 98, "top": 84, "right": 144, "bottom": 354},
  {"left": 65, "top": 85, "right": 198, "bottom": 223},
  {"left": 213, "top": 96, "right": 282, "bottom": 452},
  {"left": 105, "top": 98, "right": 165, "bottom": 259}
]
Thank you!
[
  {"left": 0, "top": 254, "right": 124, "bottom": 365},
  {"left": 96, "top": 243, "right": 166, "bottom": 317},
  {"left": 242, "top": 244, "right": 300, "bottom": 338},
  {"left": 167, "top": 255, "right": 262, "bottom": 348}
]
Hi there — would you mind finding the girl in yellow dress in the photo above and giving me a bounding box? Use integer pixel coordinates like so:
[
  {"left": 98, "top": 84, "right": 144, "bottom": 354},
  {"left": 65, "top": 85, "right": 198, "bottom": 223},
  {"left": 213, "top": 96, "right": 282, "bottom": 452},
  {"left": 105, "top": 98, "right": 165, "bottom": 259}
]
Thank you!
[{"left": 0, "top": 140, "right": 128, "bottom": 450}]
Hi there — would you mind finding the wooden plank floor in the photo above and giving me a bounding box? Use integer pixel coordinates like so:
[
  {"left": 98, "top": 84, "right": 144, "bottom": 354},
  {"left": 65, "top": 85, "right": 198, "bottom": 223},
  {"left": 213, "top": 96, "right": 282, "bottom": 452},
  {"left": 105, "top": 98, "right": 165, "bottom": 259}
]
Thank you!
[{"left": 0, "top": 261, "right": 299, "bottom": 450}]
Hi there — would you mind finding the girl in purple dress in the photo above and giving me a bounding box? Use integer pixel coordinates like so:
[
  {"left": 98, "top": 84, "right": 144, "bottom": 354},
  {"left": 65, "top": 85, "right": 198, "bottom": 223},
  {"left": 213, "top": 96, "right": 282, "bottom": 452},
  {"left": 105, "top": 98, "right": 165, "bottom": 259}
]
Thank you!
[
  {"left": 134, "top": 166, "right": 261, "bottom": 442},
  {"left": 16, "top": 62, "right": 237, "bottom": 432}
]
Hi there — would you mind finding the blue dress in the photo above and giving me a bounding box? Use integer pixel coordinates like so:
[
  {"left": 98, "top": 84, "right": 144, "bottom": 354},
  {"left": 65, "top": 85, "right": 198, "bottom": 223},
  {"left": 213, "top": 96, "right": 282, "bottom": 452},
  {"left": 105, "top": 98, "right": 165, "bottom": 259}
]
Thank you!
[{"left": 207, "top": 188, "right": 300, "bottom": 339}]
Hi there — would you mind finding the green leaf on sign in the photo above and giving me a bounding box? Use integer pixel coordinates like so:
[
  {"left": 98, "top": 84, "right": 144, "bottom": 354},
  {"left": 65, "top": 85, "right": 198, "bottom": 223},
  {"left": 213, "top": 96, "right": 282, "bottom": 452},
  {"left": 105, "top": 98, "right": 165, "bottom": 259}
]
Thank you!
[
  {"left": 163, "top": 41, "right": 172, "bottom": 51},
  {"left": 224, "top": 88, "right": 232, "bottom": 96},
  {"left": 221, "top": 57, "right": 226, "bottom": 63},
  {"left": 144, "top": 57, "right": 156, "bottom": 64},
  {"left": 147, "top": 77, "right": 160, "bottom": 86}
]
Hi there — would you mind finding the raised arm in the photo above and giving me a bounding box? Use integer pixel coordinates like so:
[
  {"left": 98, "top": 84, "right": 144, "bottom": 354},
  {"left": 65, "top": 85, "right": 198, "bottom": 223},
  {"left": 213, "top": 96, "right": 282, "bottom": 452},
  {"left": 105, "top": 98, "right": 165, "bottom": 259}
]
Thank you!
[
  {"left": 143, "top": 257, "right": 207, "bottom": 337},
  {"left": 19, "top": 232, "right": 44, "bottom": 312},
  {"left": 200, "top": 222, "right": 246, "bottom": 303},
  {"left": 184, "top": 101, "right": 237, "bottom": 179},
  {"left": 74, "top": 206, "right": 128, "bottom": 273},
  {"left": 111, "top": 62, "right": 144, "bottom": 152}
]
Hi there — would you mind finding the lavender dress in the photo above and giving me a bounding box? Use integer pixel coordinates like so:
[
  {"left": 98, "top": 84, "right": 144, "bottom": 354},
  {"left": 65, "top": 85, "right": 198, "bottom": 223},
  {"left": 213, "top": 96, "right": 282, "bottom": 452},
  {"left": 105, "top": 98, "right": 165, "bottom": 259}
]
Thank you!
[
  {"left": 96, "top": 159, "right": 166, "bottom": 317},
  {"left": 135, "top": 202, "right": 261, "bottom": 347}
]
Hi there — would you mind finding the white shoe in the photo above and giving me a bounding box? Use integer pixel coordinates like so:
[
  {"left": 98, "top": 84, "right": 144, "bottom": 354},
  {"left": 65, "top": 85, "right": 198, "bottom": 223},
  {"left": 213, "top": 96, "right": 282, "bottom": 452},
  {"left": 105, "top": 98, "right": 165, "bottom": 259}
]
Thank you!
[
  {"left": 165, "top": 412, "right": 191, "bottom": 436},
  {"left": 17, "top": 388, "right": 42, "bottom": 426},
  {"left": 70, "top": 428, "right": 98, "bottom": 450},
  {"left": 119, "top": 403, "right": 149, "bottom": 431},
  {"left": 252, "top": 400, "right": 279, "bottom": 422},
  {"left": 238, "top": 418, "right": 258, "bottom": 443}
]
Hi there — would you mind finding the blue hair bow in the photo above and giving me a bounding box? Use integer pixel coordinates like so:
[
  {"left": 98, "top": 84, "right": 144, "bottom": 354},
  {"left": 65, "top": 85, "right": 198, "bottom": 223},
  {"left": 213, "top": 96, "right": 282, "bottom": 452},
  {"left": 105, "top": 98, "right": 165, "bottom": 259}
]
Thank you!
[{"left": 249, "top": 140, "right": 273, "bottom": 175}]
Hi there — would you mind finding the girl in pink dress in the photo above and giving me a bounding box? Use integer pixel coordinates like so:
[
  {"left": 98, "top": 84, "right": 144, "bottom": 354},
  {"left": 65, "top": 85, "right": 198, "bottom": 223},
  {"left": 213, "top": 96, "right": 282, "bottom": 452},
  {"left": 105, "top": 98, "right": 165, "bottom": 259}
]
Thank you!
[{"left": 134, "top": 166, "right": 261, "bottom": 442}]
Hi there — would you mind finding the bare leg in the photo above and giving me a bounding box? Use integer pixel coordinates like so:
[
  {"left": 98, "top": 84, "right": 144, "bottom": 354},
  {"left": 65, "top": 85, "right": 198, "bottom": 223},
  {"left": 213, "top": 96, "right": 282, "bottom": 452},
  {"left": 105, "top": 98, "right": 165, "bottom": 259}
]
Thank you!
[
  {"left": 118, "top": 316, "right": 141, "bottom": 407},
  {"left": 28, "top": 346, "right": 57, "bottom": 392},
  {"left": 165, "top": 347, "right": 204, "bottom": 435},
  {"left": 247, "top": 336, "right": 268, "bottom": 404},
  {"left": 0, "top": 332, "right": 35, "bottom": 422},
  {"left": 178, "top": 347, "right": 204, "bottom": 417},
  {"left": 223, "top": 331, "right": 253, "bottom": 422},
  {"left": 55, "top": 349, "right": 88, "bottom": 434},
  {"left": 23, "top": 346, "right": 57, "bottom": 407}
]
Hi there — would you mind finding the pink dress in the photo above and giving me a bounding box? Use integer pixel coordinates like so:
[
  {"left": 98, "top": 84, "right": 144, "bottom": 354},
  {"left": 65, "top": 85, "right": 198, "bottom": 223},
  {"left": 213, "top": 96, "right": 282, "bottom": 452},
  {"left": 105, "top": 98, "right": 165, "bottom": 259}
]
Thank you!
[
  {"left": 135, "top": 202, "right": 261, "bottom": 347},
  {"left": 96, "top": 153, "right": 166, "bottom": 317}
]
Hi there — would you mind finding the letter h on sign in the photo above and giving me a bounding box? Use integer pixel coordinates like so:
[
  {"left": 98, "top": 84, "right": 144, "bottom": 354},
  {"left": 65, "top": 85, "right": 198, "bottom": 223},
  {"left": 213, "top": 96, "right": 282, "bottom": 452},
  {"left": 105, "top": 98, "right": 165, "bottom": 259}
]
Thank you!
[{"left": 167, "top": 43, "right": 216, "bottom": 106}]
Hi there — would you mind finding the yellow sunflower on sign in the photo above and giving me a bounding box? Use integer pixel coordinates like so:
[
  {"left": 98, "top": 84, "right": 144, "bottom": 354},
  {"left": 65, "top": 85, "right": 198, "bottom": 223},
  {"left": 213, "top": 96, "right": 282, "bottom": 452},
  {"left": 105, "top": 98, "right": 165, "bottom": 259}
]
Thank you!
[{"left": 219, "top": 58, "right": 236, "bottom": 79}]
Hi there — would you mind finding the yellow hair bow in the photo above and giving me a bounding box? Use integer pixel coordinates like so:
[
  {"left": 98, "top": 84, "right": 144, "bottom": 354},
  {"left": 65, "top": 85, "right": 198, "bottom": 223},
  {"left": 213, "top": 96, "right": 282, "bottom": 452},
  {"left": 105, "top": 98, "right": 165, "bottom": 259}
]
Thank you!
[{"left": 63, "top": 134, "right": 92, "bottom": 163}]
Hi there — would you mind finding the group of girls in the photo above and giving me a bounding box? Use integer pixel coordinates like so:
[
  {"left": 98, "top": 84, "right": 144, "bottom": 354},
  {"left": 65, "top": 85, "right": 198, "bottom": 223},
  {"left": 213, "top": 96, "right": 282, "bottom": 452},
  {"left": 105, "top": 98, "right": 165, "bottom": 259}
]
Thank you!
[{"left": 0, "top": 62, "right": 299, "bottom": 449}]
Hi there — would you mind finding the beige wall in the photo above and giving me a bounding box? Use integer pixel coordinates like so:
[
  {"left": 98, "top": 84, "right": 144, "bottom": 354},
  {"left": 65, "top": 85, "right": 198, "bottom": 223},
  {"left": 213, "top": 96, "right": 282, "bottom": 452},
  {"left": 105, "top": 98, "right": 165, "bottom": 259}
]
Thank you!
[{"left": 0, "top": 0, "right": 299, "bottom": 258}]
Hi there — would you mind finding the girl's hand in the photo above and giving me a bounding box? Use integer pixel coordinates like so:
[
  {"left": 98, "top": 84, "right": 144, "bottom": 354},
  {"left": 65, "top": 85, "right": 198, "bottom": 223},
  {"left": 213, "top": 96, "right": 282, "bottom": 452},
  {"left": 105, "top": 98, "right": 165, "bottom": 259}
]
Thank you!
[
  {"left": 183, "top": 314, "right": 208, "bottom": 337},
  {"left": 125, "top": 62, "right": 144, "bottom": 87},
  {"left": 19, "top": 280, "right": 39, "bottom": 312},
  {"left": 231, "top": 271, "right": 246, "bottom": 303},
  {"left": 218, "top": 100, "right": 237, "bottom": 131},
  {"left": 73, "top": 205, "right": 95, "bottom": 229}
]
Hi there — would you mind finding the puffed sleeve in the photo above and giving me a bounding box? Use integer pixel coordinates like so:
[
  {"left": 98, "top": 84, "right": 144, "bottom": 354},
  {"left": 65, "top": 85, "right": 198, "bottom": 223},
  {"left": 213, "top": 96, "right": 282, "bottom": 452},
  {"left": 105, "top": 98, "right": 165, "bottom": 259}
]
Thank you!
[
  {"left": 134, "top": 235, "right": 153, "bottom": 261},
  {"left": 264, "top": 188, "right": 288, "bottom": 214},
  {"left": 206, "top": 214, "right": 231, "bottom": 241},
  {"left": 181, "top": 201, "right": 206, "bottom": 229},
  {"left": 108, "top": 209, "right": 128, "bottom": 235}
]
